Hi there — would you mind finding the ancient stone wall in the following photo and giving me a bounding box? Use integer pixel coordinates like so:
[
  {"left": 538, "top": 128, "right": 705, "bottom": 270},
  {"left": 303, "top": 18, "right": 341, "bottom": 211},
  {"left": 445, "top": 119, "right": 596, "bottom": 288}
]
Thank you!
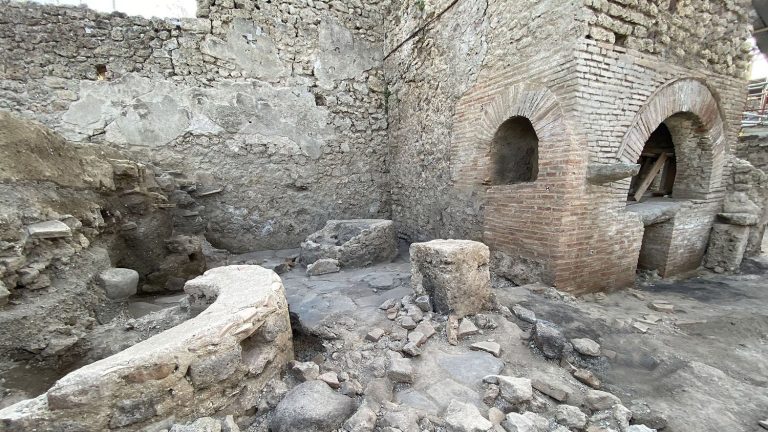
[
  {"left": 0, "top": 0, "right": 391, "bottom": 252},
  {"left": 583, "top": 0, "right": 753, "bottom": 77},
  {"left": 0, "top": 265, "right": 293, "bottom": 431}
]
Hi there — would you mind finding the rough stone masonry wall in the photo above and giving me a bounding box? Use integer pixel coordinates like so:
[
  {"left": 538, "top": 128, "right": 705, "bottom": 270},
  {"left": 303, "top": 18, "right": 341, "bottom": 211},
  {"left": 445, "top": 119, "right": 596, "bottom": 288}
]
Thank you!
[{"left": 0, "top": 0, "right": 390, "bottom": 252}]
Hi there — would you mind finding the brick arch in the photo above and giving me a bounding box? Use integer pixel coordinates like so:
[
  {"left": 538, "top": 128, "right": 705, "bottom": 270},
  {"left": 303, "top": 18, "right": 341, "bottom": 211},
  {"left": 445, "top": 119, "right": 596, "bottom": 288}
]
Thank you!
[
  {"left": 450, "top": 83, "right": 575, "bottom": 188},
  {"left": 617, "top": 78, "right": 725, "bottom": 197}
]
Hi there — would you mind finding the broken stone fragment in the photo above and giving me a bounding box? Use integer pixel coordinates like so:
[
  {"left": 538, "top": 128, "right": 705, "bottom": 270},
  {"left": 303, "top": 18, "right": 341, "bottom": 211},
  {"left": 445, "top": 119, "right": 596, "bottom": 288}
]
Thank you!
[
  {"left": 555, "top": 404, "right": 587, "bottom": 429},
  {"left": 497, "top": 376, "right": 533, "bottom": 404},
  {"left": 488, "top": 407, "right": 505, "bottom": 425},
  {"left": 402, "top": 341, "right": 422, "bottom": 357},
  {"left": 458, "top": 318, "right": 480, "bottom": 338},
  {"left": 573, "top": 369, "right": 601, "bottom": 389},
  {"left": 407, "top": 331, "right": 426, "bottom": 346},
  {"left": 98, "top": 268, "right": 139, "bottom": 299},
  {"left": 483, "top": 384, "right": 500, "bottom": 405},
  {"left": 306, "top": 258, "right": 341, "bottom": 276},
  {"left": 291, "top": 361, "right": 320, "bottom": 382},
  {"left": 318, "top": 371, "right": 340, "bottom": 389},
  {"left": 414, "top": 321, "right": 436, "bottom": 341},
  {"left": 444, "top": 400, "right": 493, "bottom": 432},
  {"left": 647, "top": 301, "right": 674, "bottom": 313},
  {"left": 586, "top": 390, "right": 621, "bottom": 411},
  {"left": 365, "top": 328, "right": 385, "bottom": 342},
  {"left": 415, "top": 295, "right": 431, "bottom": 312},
  {"left": 571, "top": 338, "right": 601, "bottom": 357},
  {"left": 27, "top": 220, "right": 72, "bottom": 239},
  {"left": 270, "top": 380, "right": 355, "bottom": 432},
  {"left": 388, "top": 353, "right": 414, "bottom": 383},
  {"left": 502, "top": 411, "right": 547, "bottom": 432},
  {"left": 628, "top": 400, "right": 668, "bottom": 430},
  {"left": 632, "top": 322, "right": 650, "bottom": 333},
  {"left": 397, "top": 316, "right": 417, "bottom": 330},
  {"left": 300, "top": 219, "right": 397, "bottom": 268},
  {"left": 343, "top": 403, "right": 377, "bottom": 432},
  {"left": 512, "top": 304, "right": 536, "bottom": 323},
  {"left": 470, "top": 341, "right": 501, "bottom": 358},
  {"left": 531, "top": 376, "right": 573, "bottom": 402},
  {"left": 379, "top": 298, "right": 398, "bottom": 310},
  {"left": 531, "top": 320, "right": 567, "bottom": 359},
  {"left": 410, "top": 239, "right": 491, "bottom": 318}
]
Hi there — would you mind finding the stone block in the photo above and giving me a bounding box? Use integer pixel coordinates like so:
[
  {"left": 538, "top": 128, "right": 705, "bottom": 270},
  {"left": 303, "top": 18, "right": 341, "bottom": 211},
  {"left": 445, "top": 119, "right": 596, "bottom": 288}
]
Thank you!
[
  {"left": 98, "top": 268, "right": 139, "bottom": 299},
  {"left": 410, "top": 240, "right": 490, "bottom": 318},
  {"left": 703, "top": 223, "right": 750, "bottom": 272},
  {"left": 300, "top": 219, "right": 397, "bottom": 268},
  {"left": 27, "top": 220, "right": 72, "bottom": 239}
]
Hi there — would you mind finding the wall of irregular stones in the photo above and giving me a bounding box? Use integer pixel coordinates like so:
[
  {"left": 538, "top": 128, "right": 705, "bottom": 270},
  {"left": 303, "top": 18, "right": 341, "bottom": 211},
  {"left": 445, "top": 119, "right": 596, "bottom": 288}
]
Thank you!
[
  {"left": 0, "top": 0, "right": 391, "bottom": 252},
  {"left": 583, "top": 0, "right": 753, "bottom": 77}
]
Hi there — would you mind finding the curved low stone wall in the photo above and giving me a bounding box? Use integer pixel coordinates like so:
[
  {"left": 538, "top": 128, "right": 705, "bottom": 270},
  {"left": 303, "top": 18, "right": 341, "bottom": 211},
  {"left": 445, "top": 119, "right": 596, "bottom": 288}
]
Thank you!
[{"left": 0, "top": 265, "right": 293, "bottom": 431}]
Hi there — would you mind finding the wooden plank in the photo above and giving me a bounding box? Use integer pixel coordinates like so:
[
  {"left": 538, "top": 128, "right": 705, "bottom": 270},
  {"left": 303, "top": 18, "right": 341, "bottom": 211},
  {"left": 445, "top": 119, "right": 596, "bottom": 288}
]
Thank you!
[{"left": 633, "top": 153, "right": 668, "bottom": 202}]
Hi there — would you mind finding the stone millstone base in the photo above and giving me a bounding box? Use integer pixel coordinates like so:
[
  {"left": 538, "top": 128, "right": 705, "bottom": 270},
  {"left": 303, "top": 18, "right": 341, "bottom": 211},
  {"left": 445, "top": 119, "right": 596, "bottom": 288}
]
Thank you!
[{"left": 410, "top": 239, "right": 491, "bottom": 318}]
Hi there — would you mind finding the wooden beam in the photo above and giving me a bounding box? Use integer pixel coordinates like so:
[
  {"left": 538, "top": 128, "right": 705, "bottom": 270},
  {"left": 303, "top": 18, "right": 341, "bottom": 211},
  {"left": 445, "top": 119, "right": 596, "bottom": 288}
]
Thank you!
[{"left": 633, "top": 153, "right": 668, "bottom": 202}]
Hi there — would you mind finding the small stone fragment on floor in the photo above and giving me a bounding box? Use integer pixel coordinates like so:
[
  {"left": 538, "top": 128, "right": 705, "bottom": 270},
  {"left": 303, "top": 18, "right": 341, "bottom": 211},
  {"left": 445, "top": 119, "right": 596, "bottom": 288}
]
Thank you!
[
  {"left": 470, "top": 341, "right": 501, "bottom": 357},
  {"left": 291, "top": 361, "right": 320, "bottom": 382},
  {"left": 555, "top": 404, "right": 587, "bottom": 429},
  {"left": 306, "top": 258, "right": 341, "bottom": 276},
  {"left": 759, "top": 419, "right": 768, "bottom": 430},
  {"left": 319, "top": 371, "right": 340, "bottom": 388},
  {"left": 573, "top": 369, "right": 601, "bottom": 389},
  {"left": 415, "top": 321, "right": 436, "bottom": 340},
  {"left": 343, "top": 403, "right": 377, "bottom": 432},
  {"left": 571, "top": 337, "right": 601, "bottom": 356},
  {"left": 512, "top": 304, "right": 536, "bottom": 323},
  {"left": 458, "top": 318, "right": 480, "bottom": 338},
  {"left": 402, "top": 341, "right": 422, "bottom": 357},
  {"left": 632, "top": 322, "right": 649, "bottom": 333},
  {"left": 627, "top": 425, "right": 657, "bottom": 432},
  {"left": 586, "top": 389, "right": 621, "bottom": 411},
  {"left": 388, "top": 353, "right": 414, "bottom": 383},
  {"left": 531, "top": 376, "right": 573, "bottom": 402},
  {"left": 414, "top": 295, "right": 432, "bottom": 312},
  {"left": 497, "top": 376, "right": 533, "bottom": 404},
  {"left": 444, "top": 400, "right": 493, "bottom": 432},
  {"left": 400, "top": 316, "right": 418, "bottom": 330},
  {"left": 532, "top": 320, "right": 567, "bottom": 359},
  {"left": 366, "top": 328, "right": 385, "bottom": 342},
  {"left": 380, "top": 298, "right": 397, "bottom": 310}
]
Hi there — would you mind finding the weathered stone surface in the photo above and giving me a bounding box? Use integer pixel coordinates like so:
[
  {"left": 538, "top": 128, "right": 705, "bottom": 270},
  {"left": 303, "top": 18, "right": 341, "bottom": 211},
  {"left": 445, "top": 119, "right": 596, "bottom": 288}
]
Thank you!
[
  {"left": 512, "top": 304, "right": 536, "bottom": 323},
  {"left": 531, "top": 321, "right": 567, "bottom": 359},
  {"left": 458, "top": 318, "right": 480, "bottom": 338},
  {"left": 704, "top": 223, "right": 750, "bottom": 272},
  {"left": 388, "top": 353, "right": 415, "bottom": 383},
  {"left": 530, "top": 375, "right": 573, "bottom": 402},
  {"left": 27, "top": 220, "right": 72, "bottom": 239},
  {"left": 571, "top": 338, "right": 601, "bottom": 357},
  {"left": 497, "top": 376, "right": 533, "bottom": 404},
  {"left": 444, "top": 400, "right": 493, "bottom": 432},
  {"left": 586, "top": 390, "right": 622, "bottom": 411},
  {"left": 270, "top": 380, "right": 355, "bottom": 432},
  {"left": 410, "top": 240, "right": 491, "bottom": 318},
  {"left": 574, "top": 369, "right": 601, "bottom": 389},
  {"left": 98, "top": 268, "right": 139, "bottom": 299},
  {"left": 555, "top": 405, "right": 587, "bottom": 429},
  {"left": 306, "top": 258, "right": 341, "bottom": 276},
  {"left": 501, "top": 412, "right": 540, "bottom": 432},
  {"left": 0, "top": 266, "right": 293, "bottom": 431},
  {"left": 300, "top": 220, "right": 397, "bottom": 268},
  {"left": 587, "top": 162, "right": 640, "bottom": 184},
  {"left": 343, "top": 403, "right": 377, "bottom": 432},
  {"left": 470, "top": 341, "right": 501, "bottom": 357},
  {"left": 717, "top": 212, "right": 759, "bottom": 226}
]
